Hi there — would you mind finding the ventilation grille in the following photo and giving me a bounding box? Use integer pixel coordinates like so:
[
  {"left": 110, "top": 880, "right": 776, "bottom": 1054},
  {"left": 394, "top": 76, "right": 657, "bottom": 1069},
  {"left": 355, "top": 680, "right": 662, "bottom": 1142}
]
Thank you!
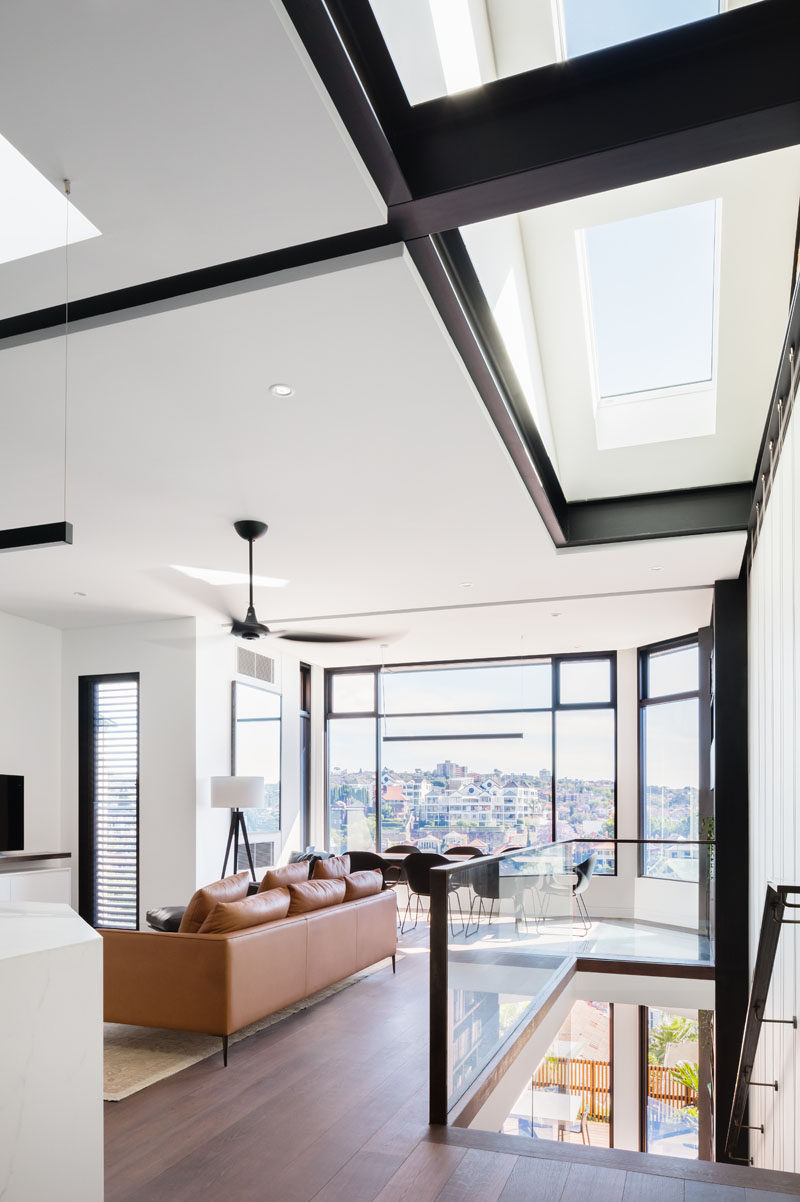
[
  {"left": 237, "top": 647, "right": 276, "bottom": 684},
  {"left": 237, "top": 840, "right": 275, "bottom": 870}
]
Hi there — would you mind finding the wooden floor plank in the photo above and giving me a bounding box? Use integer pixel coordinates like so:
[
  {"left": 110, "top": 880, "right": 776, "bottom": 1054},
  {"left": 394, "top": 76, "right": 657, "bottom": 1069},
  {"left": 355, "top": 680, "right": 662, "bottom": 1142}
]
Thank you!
[
  {"left": 686, "top": 1181, "right": 745, "bottom": 1201},
  {"left": 373, "top": 1141, "right": 467, "bottom": 1202},
  {"left": 433, "top": 1148, "right": 517, "bottom": 1202},
  {"left": 497, "top": 1154, "right": 570, "bottom": 1201},
  {"left": 563, "top": 1161, "right": 627, "bottom": 1201},
  {"left": 623, "top": 1170, "right": 685, "bottom": 1202}
]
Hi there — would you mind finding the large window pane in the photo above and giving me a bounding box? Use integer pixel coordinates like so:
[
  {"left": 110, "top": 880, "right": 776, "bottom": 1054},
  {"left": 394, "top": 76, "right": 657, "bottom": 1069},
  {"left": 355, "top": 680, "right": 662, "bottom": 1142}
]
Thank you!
[
  {"left": 381, "top": 662, "right": 551, "bottom": 713},
  {"left": 555, "top": 709, "right": 615, "bottom": 869},
  {"left": 645, "top": 1007, "right": 699, "bottom": 1159},
  {"left": 328, "top": 718, "right": 376, "bottom": 853},
  {"left": 330, "top": 672, "right": 375, "bottom": 714},
  {"left": 380, "top": 713, "right": 552, "bottom": 853},
  {"left": 647, "top": 645, "right": 699, "bottom": 699},
  {"left": 642, "top": 699, "right": 699, "bottom": 879},
  {"left": 503, "top": 999, "right": 611, "bottom": 1144},
  {"left": 559, "top": 658, "right": 611, "bottom": 705}
]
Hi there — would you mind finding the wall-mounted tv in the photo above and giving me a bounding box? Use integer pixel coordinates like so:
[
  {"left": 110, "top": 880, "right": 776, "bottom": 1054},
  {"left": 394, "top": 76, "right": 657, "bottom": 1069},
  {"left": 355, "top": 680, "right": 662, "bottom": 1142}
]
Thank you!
[{"left": 0, "top": 775, "right": 23, "bottom": 851}]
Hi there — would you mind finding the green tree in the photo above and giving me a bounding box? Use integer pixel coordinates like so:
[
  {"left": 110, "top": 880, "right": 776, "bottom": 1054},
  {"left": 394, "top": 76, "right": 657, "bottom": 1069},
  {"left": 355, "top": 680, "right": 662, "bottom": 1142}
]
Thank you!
[{"left": 648, "top": 1016, "right": 698, "bottom": 1065}]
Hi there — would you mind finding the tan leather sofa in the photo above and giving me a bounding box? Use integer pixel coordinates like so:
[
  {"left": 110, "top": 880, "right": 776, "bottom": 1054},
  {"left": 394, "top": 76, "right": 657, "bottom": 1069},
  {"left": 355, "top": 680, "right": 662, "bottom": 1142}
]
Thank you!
[{"left": 101, "top": 888, "right": 396, "bottom": 1063}]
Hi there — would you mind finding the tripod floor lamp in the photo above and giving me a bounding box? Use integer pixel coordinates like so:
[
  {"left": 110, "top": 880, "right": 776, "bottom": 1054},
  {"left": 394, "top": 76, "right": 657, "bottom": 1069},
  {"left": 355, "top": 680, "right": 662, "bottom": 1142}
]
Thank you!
[{"left": 211, "top": 775, "right": 264, "bottom": 882}]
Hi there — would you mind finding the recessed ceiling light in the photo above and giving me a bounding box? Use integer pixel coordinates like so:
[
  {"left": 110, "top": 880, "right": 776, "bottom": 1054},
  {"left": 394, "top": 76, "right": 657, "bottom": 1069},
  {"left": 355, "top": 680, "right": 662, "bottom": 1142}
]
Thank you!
[
  {"left": 459, "top": 581, "right": 473, "bottom": 589},
  {"left": 650, "top": 565, "right": 663, "bottom": 572},
  {"left": 269, "top": 383, "right": 294, "bottom": 397},
  {"left": 551, "top": 612, "right": 561, "bottom": 618},
  {"left": 73, "top": 591, "right": 86, "bottom": 598},
  {"left": 171, "top": 565, "right": 288, "bottom": 588}
]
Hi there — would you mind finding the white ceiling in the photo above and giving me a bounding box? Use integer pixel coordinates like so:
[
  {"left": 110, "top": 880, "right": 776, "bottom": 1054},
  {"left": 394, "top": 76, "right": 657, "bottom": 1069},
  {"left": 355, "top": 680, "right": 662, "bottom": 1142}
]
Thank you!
[
  {"left": 0, "top": 1, "right": 766, "bottom": 666},
  {"left": 0, "top": 247, "right": 743, "bottom": 661},
  {"left": 0, "top": 0, "right": 384, "bottom": 318}
]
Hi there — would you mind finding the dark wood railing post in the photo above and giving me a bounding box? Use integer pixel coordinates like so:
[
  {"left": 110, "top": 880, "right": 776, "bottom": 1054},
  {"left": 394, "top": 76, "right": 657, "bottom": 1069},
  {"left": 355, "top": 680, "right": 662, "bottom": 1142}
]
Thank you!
[{"left": 429, "top": 865, "right": 449, "bottom": 1125}]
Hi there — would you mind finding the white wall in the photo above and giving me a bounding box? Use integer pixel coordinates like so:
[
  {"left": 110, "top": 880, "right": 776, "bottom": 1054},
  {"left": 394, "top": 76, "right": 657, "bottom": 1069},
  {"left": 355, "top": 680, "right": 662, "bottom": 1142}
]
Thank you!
[
  {"left": 195, "top": 624, "right": 237, "bottom": 887},
  {"left": 195, "top": 626, "right": 306, "bottom": 881},
  {"left": 0, "top": 610, "right": 62, "bottom": 853},
  {"left": 748, "top": 400, "right": 800, "bottom": 1173},
  {"left": 62, "top": 618, "right": 198, "bottom": 927}
]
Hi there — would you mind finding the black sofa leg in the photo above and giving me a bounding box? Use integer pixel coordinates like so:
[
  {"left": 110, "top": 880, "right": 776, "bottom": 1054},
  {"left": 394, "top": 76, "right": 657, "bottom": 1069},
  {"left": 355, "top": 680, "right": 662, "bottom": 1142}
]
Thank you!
[
  {"left": 222, "top": 1034, "right": 229, "bottom": 1067},
  {"left": 392, "top": 954, "right": 396, "bottom": 974}
]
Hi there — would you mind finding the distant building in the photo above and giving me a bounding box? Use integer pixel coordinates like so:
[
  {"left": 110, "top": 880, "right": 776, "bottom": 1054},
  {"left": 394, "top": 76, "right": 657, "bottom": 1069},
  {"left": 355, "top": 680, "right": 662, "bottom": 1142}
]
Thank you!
[{"left": 435, "top": 760, "right": 467, "bottom": 778}]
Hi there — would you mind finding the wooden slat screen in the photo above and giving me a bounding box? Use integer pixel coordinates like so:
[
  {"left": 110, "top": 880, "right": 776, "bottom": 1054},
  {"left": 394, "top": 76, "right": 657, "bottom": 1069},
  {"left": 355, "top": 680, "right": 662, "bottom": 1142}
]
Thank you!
[{"left": 531, "top": 1057, "right": 697, "bottom": 1118}]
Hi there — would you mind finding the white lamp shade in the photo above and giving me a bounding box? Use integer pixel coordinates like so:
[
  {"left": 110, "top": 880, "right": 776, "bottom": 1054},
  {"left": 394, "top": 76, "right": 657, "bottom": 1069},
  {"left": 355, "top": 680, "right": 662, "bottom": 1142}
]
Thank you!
[{"left": 210, "top": 775, "right": 264, "bottom": 810}]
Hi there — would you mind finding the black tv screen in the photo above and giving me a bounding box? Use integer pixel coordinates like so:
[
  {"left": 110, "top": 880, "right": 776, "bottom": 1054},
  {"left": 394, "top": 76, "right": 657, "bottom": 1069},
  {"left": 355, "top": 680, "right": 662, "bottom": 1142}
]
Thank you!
[{"left": 0, "top": 775, "right": 23, "bottom": 851}]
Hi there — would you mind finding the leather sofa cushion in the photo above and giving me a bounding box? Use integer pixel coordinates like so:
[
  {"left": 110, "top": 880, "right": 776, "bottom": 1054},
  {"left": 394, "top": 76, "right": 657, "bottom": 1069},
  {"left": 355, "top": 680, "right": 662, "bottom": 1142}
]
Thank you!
[
  {"left": 179, "top": 871, "right": 250, "bottom": 933},
  {"left": 287, "top": 878, "right": 346, "bottom": 915},
  {"left": 198, "top": 887, "right": 290, "bottom": 934},
  {"left": 343, "top": 869, "right": 383, "bottom": 901},
  {"left": 260, "top": 862, "right": 310, "bottom": 891},
  {"left": 146, "top": 905, "right": 186, "bottom": 932},
  {"left": 312, "top": 853, "right": 350, "bottom": 880}
]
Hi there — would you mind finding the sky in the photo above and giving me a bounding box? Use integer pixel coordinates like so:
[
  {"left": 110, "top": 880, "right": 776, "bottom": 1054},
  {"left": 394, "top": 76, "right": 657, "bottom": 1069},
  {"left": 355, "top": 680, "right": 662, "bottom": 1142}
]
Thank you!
[
  {"left": 584, "top": 200, "right": 717, "bottom": 399},
  {"left": 562, "top": 0, "right": 719, "bottom": 58},
  {"left": 329, "top": 659, "right": 699, "bottom": 787}
]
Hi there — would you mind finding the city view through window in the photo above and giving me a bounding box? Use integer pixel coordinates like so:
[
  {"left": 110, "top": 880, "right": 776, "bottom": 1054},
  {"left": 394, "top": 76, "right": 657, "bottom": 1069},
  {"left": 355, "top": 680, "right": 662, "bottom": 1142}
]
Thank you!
[
  {"left": 327, "top": 658, "right": 617, "bottom": 865},
  {"left": 640, "top": 640, "right": 701, "bottom": 881}
]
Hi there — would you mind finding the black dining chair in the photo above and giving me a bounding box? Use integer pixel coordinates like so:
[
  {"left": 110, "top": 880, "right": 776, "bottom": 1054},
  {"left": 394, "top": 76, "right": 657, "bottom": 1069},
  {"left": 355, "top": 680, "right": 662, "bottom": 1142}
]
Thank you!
[
  {"left": 400, "top": 853, "right": 464, "bottom": 936},
  {"left": 383, "top": 844, "right": 420, "bottom": 854},
  {"left": 345, "top": 849, "right": 389, "bottom": 883},
  {"left": 541, "top": 852, "right": 597, "bottom": 934},
  {"left": 443, "top": 845, "right": 484, "bottom": 857}
]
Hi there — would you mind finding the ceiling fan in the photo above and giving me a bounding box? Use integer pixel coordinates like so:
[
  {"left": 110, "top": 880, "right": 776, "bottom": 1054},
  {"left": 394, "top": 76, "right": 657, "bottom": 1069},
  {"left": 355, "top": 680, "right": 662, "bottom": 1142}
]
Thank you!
[{"left": 228, "top": 520, "right": 380, "bottom": 644}]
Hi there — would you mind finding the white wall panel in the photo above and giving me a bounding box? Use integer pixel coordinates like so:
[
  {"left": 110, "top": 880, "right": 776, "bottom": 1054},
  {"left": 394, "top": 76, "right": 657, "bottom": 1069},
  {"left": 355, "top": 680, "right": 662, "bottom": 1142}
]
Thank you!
[{"left": 748, "top": 405, "right": 800, "bottom": 1171}]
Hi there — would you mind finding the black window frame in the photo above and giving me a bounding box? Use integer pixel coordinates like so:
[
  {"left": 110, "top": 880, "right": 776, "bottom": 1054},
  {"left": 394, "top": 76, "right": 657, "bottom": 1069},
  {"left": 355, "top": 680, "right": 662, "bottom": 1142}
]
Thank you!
[
  {"left": 78, "top": 671, "right": 140, "bottom": 929},
  {"left": 638, "top": 633, "right": 700, "bottom": 880},
  {"left": 325, "top": 652, "right": 617, "bottom": 862}
]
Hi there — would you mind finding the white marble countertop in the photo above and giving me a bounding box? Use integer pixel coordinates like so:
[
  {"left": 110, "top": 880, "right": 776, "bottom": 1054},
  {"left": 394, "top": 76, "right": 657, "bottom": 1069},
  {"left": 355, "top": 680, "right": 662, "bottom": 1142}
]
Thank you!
[{"left": 0, "top": 900, "right": 99, "bottom": 961}]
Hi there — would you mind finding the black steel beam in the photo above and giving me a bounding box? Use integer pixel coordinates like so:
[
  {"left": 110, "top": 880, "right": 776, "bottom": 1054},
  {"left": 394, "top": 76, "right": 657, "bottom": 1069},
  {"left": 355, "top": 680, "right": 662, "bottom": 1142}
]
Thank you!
[
  {"left": 279, "top": 0, "right": 411, "bottom": 208},
  {"left": 0, "top": 225, "right": 400, "bottom": 348},
  {"left": 567, "top": 484, "right": 753, "bottom": 546},
  {"left": 390, "top": 0, "right": 800, "bottom": 234},
  {"left": 713, "top": 577, "right": 750, "bottom": 1164},
  {"left": 407, "top": 234, "right": 568, "bottom": 545}
]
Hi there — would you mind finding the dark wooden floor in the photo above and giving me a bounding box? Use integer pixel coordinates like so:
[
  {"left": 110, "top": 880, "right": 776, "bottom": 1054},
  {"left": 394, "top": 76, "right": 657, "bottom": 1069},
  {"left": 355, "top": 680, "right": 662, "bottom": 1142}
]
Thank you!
[{"left": 104, "top": 933, "right": 800, "bottom": 1201}]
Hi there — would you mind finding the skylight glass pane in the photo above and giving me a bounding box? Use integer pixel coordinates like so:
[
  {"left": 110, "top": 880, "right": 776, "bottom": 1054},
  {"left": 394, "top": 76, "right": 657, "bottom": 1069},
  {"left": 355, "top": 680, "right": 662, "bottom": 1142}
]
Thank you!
[
  {"left": 0, "top": 132, "right": 100, "bottom": 265},
  {"left": 583, "top": 200, "right": 717, "bottom": 399},
  {"left": 562, "top": 0, "right": 719, "bottom": 59}
]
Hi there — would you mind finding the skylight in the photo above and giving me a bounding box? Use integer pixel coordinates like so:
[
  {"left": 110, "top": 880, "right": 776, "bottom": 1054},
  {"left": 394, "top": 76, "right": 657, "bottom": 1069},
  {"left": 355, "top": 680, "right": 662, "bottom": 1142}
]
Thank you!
[
  {"left": 0, "top": 132, "right": 100, "bottom": 266},
  {"left": 582, "top": 200, "right": 718, "bottom": 400},
  {"left": 560, "top": 0, "right": 720, "bottom": 59}
]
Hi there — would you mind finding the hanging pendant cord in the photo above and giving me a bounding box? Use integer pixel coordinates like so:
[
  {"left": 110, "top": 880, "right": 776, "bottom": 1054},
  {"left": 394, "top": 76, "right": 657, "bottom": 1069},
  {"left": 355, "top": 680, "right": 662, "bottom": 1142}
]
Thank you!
[
  {"left": 63, "top": 178, "right": 70, "bottom": 522},
  {"left": 248, "top": 538, "right": 254, "bottom": 609}
]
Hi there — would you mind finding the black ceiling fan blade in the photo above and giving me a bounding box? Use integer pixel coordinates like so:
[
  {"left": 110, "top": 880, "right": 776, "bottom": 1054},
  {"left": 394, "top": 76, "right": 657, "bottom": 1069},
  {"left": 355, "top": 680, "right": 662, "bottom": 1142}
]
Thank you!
[{"left": 275, "top": 631, "right": 378, "bottom": 644}]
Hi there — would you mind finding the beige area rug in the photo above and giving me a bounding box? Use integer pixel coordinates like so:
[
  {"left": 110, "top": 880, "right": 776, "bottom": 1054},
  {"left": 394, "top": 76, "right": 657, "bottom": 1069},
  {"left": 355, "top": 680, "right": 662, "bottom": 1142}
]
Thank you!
[{"left": 104, "top": 955, "right": 398, "bottom": 1101}]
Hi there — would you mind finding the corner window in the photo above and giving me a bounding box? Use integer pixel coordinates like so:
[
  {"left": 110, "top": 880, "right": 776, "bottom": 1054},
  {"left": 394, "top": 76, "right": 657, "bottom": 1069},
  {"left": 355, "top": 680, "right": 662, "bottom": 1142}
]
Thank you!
[{"left": 639, "top": 638, "right": 699, "bottom": 880}]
